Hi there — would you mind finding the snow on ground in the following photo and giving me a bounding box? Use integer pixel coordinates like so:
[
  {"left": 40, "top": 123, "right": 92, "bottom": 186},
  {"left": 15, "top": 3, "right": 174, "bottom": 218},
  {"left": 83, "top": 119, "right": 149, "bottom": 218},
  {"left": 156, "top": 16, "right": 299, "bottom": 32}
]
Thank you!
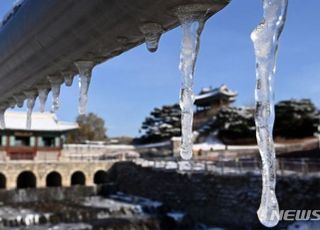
[
  {"left": 286, "top": 221, "right": 320, "bottom": 230},
  {"left": 0, "top": 206, "right": 50, "bottom": 226},
  {"left": 167, "top": 212, "right": 185, "bottom": 222}
]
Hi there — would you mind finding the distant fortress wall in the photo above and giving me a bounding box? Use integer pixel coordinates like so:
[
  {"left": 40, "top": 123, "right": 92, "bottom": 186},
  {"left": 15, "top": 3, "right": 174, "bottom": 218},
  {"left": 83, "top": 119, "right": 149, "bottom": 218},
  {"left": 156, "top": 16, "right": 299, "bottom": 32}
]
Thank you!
[{"left": 62, "top": 142, "right": 173, "bottom": 160}]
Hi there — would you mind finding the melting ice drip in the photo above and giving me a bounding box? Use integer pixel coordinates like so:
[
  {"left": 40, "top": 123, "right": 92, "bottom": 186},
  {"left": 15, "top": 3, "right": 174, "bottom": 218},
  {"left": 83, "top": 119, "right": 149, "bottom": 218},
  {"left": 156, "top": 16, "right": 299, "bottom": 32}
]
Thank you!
[
  {"left": 24, "top": 90, "right": 38, "bottom": 129},
  {"left": 63, "top": 71, "right": 75, "bottom": 87},
  {"left": 175, "top": 6, "right": 206, "bottom": 160},
  {"left": 140, "top": 23, "right": 163, "bottom": 53},
  {"left": 37, "top": 86, "right": 50, "bottom": 113},
  {"left": 47, "top": 76, "right": 64, "bottom": 113},
  {"left": 251, "top": 0, "right": 288, "bottom": 227},
  {"left": 75, "top": 61, "right": 94, "bottom": 115},
  {"left": 13, "top": 94, "right": 25, "bottom": 108}
]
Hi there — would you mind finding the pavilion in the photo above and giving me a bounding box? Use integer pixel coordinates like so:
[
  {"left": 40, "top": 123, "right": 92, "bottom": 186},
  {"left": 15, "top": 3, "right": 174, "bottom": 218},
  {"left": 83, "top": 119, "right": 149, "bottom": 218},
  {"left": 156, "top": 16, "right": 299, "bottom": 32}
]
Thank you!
[
  {"left": 193, "top": 85, "right": 237, "bottom": 129},
  {"left": 0, "top": 112, "right": 78, "bottom": 161}
]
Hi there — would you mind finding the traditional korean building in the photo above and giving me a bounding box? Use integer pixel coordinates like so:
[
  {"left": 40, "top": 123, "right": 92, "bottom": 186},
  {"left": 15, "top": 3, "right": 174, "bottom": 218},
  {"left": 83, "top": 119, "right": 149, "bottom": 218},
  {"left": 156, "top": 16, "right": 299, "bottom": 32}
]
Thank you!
[
  {"left": 193, "top": 84, "right": 237, "bottom": 129},
  {"left": 0, "top": 112, "right": 78, "bottom": 161}
]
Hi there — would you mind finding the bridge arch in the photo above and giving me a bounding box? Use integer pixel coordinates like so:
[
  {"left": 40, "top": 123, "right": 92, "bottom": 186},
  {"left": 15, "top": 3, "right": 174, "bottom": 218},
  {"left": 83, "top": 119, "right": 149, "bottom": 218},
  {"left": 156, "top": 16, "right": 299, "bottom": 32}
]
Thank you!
[
  {"left": 94, "top": 170, "right": 107, "bottom": 184},
  {"left": 17, "top": 171, "right": 36, "bottom": 189},
  {"left": 71, "top": 171, "right": 86, "bottom": 186},
  {"left": 46, "top": 171, "right": 62, "bottom": 187},
  {"left": 0, "top": 173, "right": 6, "bottom": 189}
]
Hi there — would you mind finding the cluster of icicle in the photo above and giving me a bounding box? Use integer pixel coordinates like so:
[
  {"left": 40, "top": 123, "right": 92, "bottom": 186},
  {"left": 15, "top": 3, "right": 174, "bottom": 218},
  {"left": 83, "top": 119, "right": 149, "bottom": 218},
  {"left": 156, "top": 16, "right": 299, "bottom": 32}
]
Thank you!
[
  {"left": 251, "top": 0, "right": 288, "bottom": 227},
  {"left": 0, "top": 1, "right": 289, "bottom": 227},
  {"left": 140, "top": 1, "right": 289, "bottom": 228},
  {"left": 139, "top": 9, "right": 206, "bottom": 160},
  {"left": 0, "top": 61, "right": 95, "bottom": 130}
]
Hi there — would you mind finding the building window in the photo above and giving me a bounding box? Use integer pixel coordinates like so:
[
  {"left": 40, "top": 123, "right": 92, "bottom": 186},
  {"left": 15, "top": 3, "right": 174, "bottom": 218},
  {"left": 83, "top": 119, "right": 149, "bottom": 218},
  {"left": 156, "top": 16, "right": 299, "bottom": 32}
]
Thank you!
[
  {"left": 43, "top": 137, "right": 55, "bottom": 147},
  {"left": 15, "top": 136, "right": 30, "bottom": 147}
]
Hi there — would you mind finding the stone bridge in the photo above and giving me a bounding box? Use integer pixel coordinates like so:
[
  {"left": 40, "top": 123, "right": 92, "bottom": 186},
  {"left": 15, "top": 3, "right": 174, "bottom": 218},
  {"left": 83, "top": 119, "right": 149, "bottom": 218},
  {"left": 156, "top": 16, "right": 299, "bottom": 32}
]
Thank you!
[{"left": 0, "top": 160, "right": 116, "bottom": 190}]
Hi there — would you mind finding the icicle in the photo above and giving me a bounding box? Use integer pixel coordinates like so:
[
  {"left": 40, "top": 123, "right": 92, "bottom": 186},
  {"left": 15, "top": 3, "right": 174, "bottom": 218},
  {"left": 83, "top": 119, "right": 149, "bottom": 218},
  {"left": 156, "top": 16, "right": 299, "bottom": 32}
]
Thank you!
[
  {"left": 173, "top": 5, "right": 207, "bottom": 160},
  {"left": 37, "top": 85, "right": 50, "bottom": 113},
  {"left": 47, "top": 75, "right": 64, "bottom": 113},
  {"left": 8, "top": 98, "right": 16, "bottom": 109},
  {"left": 0, "top": 111, "right": 5, "bottom": 129},
  {"left": 0, "top": 103, "right": 8, "bottom": 129},
  {"left": 13, "top": 94, "right": 25, "bottom": 108},
  {"left": 62, "top": 71, "right": 75, "bottom": 87},
  {"left": 139, "top": 23, "right": 163, "bottom": 53},
  {"left": 75, "top": 61, "right": 95, "bottom": 115},
  {"left": 251, "top": 0, "right": 288, "bottom": 227},
  {"left": 24, "top": 90, "right": 38, "bottom": 129}
]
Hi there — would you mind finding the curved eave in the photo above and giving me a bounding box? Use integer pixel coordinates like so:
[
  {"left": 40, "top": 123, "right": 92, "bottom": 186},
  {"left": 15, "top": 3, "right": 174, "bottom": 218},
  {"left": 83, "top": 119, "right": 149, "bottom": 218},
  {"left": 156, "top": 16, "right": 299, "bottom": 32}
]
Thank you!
[
  {"left": 195, "top": 91, "right": 237, "bottom": 107},
  {"left": 2, "top": 127, "right": 78, "bottom": 133},
  {"left": 0, "top": 0, "right": 230, "bottom": 105}
]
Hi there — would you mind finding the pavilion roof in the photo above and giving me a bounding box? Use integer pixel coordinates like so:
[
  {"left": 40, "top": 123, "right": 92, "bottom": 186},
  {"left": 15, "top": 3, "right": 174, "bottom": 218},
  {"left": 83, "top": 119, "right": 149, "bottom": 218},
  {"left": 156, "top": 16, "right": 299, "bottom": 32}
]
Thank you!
[
  {"left": 194, "top": 85, "right": 237, "bottom": 107},
  {"left": 3, "top": 111, "right": 78, "bottom": 132}
]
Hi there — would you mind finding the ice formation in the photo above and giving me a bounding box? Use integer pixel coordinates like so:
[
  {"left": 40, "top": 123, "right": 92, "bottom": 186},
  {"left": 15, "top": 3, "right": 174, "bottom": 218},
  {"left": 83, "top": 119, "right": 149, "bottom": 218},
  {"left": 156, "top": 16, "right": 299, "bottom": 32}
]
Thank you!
[
  {"left": 140, "top": 23, "right": 163, "bottom": 53},
  {"left": 63, "top": 71, "right": 75, "bottom": 87},
  {"left": 47, "top": 76, "right": 64, "bottom": 113},
  {"left": 8, "top": 98, "right": 16, "bottom": 109},
  {"left": 37, "top": 87, "right": 50, "bottom": 113},
  {"left": 175, "top": 5, "right": 206, "bottom": 160},
  {"left": 75, "top": 61, "right": 94, "bottom": 115},
  {"left": 0, "top": 104, "right": 7, "bottom": 129},
  {"left": 13, "top": 94, "right": 25, "bottom": 108},
  {"left": 24, "top": 90, "right": 38, "bottom": 129},
  {"left": 251, "top": 0, "right": 288, "bottom": 227}
]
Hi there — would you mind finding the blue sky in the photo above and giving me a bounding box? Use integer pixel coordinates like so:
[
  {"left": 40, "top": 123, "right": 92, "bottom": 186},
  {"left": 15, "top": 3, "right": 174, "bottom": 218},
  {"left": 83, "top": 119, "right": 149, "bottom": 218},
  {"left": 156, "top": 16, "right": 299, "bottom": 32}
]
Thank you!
[{"left": 1, "top": 1, "right": 320, "bottom": 137}]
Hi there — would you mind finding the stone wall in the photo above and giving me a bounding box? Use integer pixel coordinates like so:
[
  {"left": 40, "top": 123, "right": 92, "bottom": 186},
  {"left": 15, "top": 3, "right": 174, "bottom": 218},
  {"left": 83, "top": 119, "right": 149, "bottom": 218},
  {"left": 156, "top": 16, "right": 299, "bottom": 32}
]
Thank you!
[
  {"left": 62, "top": 143, "right": 173, "bottom": 159},
  {"left": 105, "top": 162, "right": 320, "bottom": 229},
  {"left": 0, "top": 161, "right": 115, "bottom": 189}
]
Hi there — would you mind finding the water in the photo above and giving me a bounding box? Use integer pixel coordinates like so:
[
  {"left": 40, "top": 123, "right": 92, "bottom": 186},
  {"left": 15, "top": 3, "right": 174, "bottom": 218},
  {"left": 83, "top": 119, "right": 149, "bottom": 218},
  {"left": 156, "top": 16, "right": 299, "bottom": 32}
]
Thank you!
[
  {"left": 37, "top": 87, "right": 50, "bottom": 113},
  {"left": 24, "top": 90, "right": 38, "bottom": 129},
  {"left": 140, "top": 23, "right": 163, "bottom": 53},
  {"left": 175, "top": 7, "right": 206, "bottom": 160},
  {"left": 47, "top": 76, "right": 64, "bottom": 113},
  {"left": 75, "top": 61, "right": 94, "bottom": 115},
  {"left": 63, "top": 71, "right": 75, "bottom": 87},
  {"left": 251, "top": 0, "right": 288, "bottom": 227}
]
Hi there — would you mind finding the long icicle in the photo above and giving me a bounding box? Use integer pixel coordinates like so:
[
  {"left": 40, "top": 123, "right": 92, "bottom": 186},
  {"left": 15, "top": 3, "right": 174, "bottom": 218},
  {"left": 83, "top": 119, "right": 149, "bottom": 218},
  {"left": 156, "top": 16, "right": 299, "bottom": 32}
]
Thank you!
[
  {"left": 0, "top": 103, "right": 8, "bottom": 129},
  {"left": 251, "top": 0, "right": 288, "bottom": 227},
  {"left": 75, "top": 61, "right": 94, "bottom": 115},
  {"left": 24, "top": 90, "right": 38, "bottom": 129},
  {"left": 176, "top": 10, "right": 206, "bottom": 160},
  {"left": 47, "top": 76, "right": 64, "bottom": 114},
  {"left": 37, "top": 85, "right": 50, "bottom": 113}
]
